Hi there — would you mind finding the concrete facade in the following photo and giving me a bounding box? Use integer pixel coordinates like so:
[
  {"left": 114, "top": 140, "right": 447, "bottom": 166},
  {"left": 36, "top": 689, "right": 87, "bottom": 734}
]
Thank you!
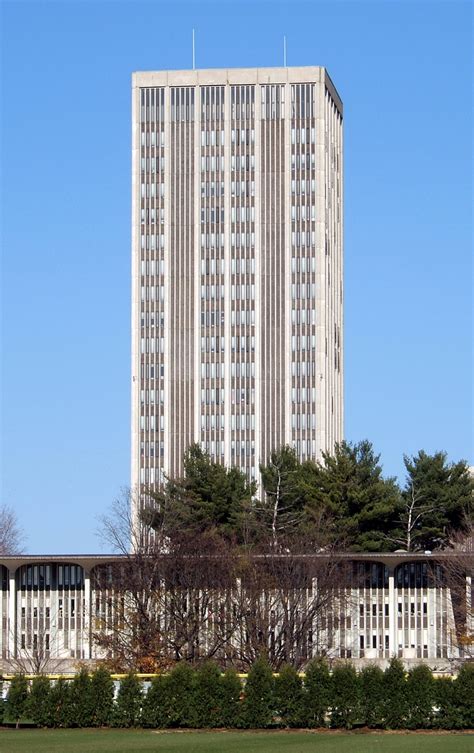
[
  {"left": 131, "top": 67, "right": 343, "bottom": 506},
  {"left": 0, "top": 553, "right": 469, "bottom": 674}
]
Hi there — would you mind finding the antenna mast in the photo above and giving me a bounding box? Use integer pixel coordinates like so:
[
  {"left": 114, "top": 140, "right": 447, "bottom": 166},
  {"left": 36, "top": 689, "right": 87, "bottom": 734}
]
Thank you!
[
  {"left": 283, "top": 36, "right": 287, "bottom": 67},
  {"left": 192, "top": 29, "right": 196, "bottom": 70}
]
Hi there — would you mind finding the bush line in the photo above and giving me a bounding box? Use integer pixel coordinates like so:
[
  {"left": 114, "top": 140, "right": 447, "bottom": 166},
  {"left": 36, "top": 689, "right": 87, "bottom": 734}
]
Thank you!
[{"left": 1, "top": 658, "right": 473, "bottom": 730}]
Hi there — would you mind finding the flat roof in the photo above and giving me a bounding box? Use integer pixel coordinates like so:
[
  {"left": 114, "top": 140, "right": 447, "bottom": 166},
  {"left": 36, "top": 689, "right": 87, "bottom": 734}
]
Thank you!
[{"left": 132, "top": 66, "right": 343, "bottom": 115}]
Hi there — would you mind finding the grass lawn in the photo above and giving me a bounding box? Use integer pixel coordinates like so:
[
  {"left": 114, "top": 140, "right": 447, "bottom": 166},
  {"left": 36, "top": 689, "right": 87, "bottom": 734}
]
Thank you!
[{"left": 0, "top": 729, "right": 473, "bottom": 753}]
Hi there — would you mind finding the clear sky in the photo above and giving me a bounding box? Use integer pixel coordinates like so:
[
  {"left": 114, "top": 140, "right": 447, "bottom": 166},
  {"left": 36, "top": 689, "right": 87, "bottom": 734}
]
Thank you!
[{"left": 1, "top": 0, "right": 472, "bottom": 554}]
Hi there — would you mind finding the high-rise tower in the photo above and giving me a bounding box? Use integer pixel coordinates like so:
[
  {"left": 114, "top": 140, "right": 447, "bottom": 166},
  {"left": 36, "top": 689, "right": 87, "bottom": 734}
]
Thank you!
[{"left": 131, "top": 67, "right": 343, "bottom": 500}]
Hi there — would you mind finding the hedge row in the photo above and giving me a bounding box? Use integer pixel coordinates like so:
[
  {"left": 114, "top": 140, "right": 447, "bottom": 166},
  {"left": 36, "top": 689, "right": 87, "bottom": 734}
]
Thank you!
[{"left": 2, "top": 658, "right": 473, "bottom": 730}]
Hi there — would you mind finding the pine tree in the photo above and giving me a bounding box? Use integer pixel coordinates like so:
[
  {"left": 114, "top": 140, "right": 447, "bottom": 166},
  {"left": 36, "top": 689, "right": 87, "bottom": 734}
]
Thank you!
[
  {"left": 242, "top": 656, "right": 275, "bottom": 728},
  {"left": 406, "top": 664, "right": 434, "bottom": 729},
  {"left": 6, "top": 674, "right": 28, "bottom": 729},
  {"left": 302, "top": 657, "right": 331, "bottom": 727},
  {"left": 90, "top": 667, "right": 114, "bottom": 727},
  {"left": 359, "top": 664, "right": 384, "bottom": 727},
  {"left": 274, "top": 664, "right": 304, "bottom": 728},
  {"left": 330, "top": 663, "right": 360, "bottom": 729},
  {"left": 395, "top": 451, "right": 473, "bottom": 550},
  {"left": 147, "top": 443, "right": 256, "bottom": 541},
  {"left": 112, "top": 673, "right": 142, "bottom": 728},
  {"left": 28, "top": 675, "right": 52, "bottom": 727},
  {"left": 383, "top": 658, "right": 408, "bottom": 728},
  {"left": 305, "top": 441, "right": 400, "bottom": 551}
]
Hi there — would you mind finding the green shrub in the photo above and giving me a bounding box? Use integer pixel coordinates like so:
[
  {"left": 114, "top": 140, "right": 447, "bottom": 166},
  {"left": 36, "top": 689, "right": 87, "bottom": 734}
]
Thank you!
[
  {"left": 433, "top": 676, "right": 460, "bottom": 729},
  {"left": 90, "top": 667, "right": 114, "bottom": 727},
  {"left": 274, "top": 664, "right": 304, "bottom": 728},
  {"left": 220, "top": 668, "right": 242, "bottom": 728},
  {"left": 383, "top": 658, "right": 408, "bottom": 728},
  {"left": 406, "top": 664, "right": 434, "bottom": 729},
  {"left": 68, "top": 668, "right": 93, "bottom": 728},
  {"left": 6, "top": 674, "right": 29, "bottom": 728},
  {"left": 359, "top": 664, "right": 385, "bottom": 728},
  {"left": 242, "top": 656, "right": 274, "bottom": 728},
  {"left": 330, "top": 663, "right": 360, "bottom": 729},
  {"left": 48, "top": 678, "right": 70, "bottom": 728},
  {"left": 302, "top": 657, "right": 331, "bottom": 728},
  {"left": 454, "top": 663, "right": 474, "bottom": 729},
  {"left": 194, "top": 662, "right": 223, "bottom": 728},
  {"left": 28, "top": 676, "right": 52, "bottom": 727},
  {"left": 112, "top": 673, "right": 142, "bottom": 728},
  {"left": 142, "top": 674, "right": 170, "bottom": 728},
  {"left": 165, "top": 663, "right": 196, "bottom": 728}
]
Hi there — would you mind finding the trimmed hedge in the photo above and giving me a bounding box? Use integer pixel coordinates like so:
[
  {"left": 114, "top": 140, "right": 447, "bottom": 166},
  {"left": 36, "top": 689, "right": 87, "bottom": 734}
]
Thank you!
[{"left": 3, "top": 660, "right": 473, "bottom": 730}]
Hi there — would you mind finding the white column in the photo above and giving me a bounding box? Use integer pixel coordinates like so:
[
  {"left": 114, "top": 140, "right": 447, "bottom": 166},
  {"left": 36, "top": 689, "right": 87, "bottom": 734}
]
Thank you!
[
  {"left": 8, "top": 571, "right": 16, "bottom": 660},
  {"left": 388, "top": 566, "right": 397, "bottom": 657},
  {"left": 83, "top": 571, "right": 91, "bottom": 659},
  {"left": 466, "top": 575, "right": 472, "bottom": 658}
]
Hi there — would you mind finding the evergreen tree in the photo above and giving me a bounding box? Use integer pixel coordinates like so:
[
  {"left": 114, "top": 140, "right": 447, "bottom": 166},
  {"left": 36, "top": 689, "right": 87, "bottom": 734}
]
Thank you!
[
  {"left": 48, "top": 678, "right": 70, "bottom": 728},
  {"left": 142, "top": 674, "right": 170, "bottom": 729},
  {"left": 194, "top": 662, "right": 223, "bottom": 728},
  {"left": 6, "top": 674, "right": 28, "bottom": 729},
  {"left": 146, "top": 444, "right": 256, "bottom": 541},
  {"left": 330, "top": 663, "right": 360, "bottom": 729},
  {"left": 454, "top": 663, "right": 474, "bottom": 729},
  {"left": 68, "top": 668, "right": 93, "bottom": 728},
  {"left": 274, "top": 664, "right": 304, "bottom": 727},
  {"left": 393, "top": 451, "right": 474, "bottom": 550},
  {"left": 406, "top": 664, "right": 434, "bottom": 729},
  {"left": 433, "top": 676, "right": 459, "bottom": 729},
  {"left": 90, "top": 667, "right": 114, "bottom": 727},
  {"left": 28, "top": 675, "right": 52, "bottom": 728},
  {"left": 302, "top": 657, "right": 331, "bottom": 728},
  {"left": 305, "top": 441, "right": 400, "bottom": 551},
  {"left": 242, "top": 656, "right": 274, "bottom": 728},
  {"left": 359, "top": 664, "right": 385, "bottom": 727},
  {"left": 383, "top": 658, "right": 408, "bottom": 728},
  {"left": 165, "top": 663, "right": 196, "bottom": 728},
  {"left": 112, "top": 673, "right": 142, "bottom": 728},
  {"left": 220, "top": 669, "right": 242, "bottom": 728}
]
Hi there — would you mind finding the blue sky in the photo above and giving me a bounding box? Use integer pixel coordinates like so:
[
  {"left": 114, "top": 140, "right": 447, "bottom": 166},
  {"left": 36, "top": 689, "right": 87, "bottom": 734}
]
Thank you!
[{"left": 1, "top": 0, "right": 472, "bottom": 554}]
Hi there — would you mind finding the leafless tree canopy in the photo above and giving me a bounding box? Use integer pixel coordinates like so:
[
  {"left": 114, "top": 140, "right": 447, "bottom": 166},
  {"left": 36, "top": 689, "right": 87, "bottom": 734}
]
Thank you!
[
  {"left": 442, "top": 522, "right": 474, "bottom": 660},
  {"left": 0, "top": 505, "right": 25, "bottom": 555},
  {"left": 94, "top": 493, "right": 350, "bottom": 671}
]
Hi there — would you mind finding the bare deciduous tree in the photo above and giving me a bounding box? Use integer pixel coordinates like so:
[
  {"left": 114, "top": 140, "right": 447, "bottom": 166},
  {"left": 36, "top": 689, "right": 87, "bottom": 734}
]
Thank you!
[
  {"left": 93, "top": 490, "right": 352, "bottom": 671},
  {"left": 224, "top": 546, "right": 350, "bottom": 670},
  {"left": 8, "top": 611, "right": 69, "bottom": 674},
  {"left": 442, "top": 521, "right": 474, "bottom": 662},
  {"left": 385, "top": 484, "right": 436, "bottom": 552},
  {"left": 0, "top": 505, "right": 25, "bottom": 555}
]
